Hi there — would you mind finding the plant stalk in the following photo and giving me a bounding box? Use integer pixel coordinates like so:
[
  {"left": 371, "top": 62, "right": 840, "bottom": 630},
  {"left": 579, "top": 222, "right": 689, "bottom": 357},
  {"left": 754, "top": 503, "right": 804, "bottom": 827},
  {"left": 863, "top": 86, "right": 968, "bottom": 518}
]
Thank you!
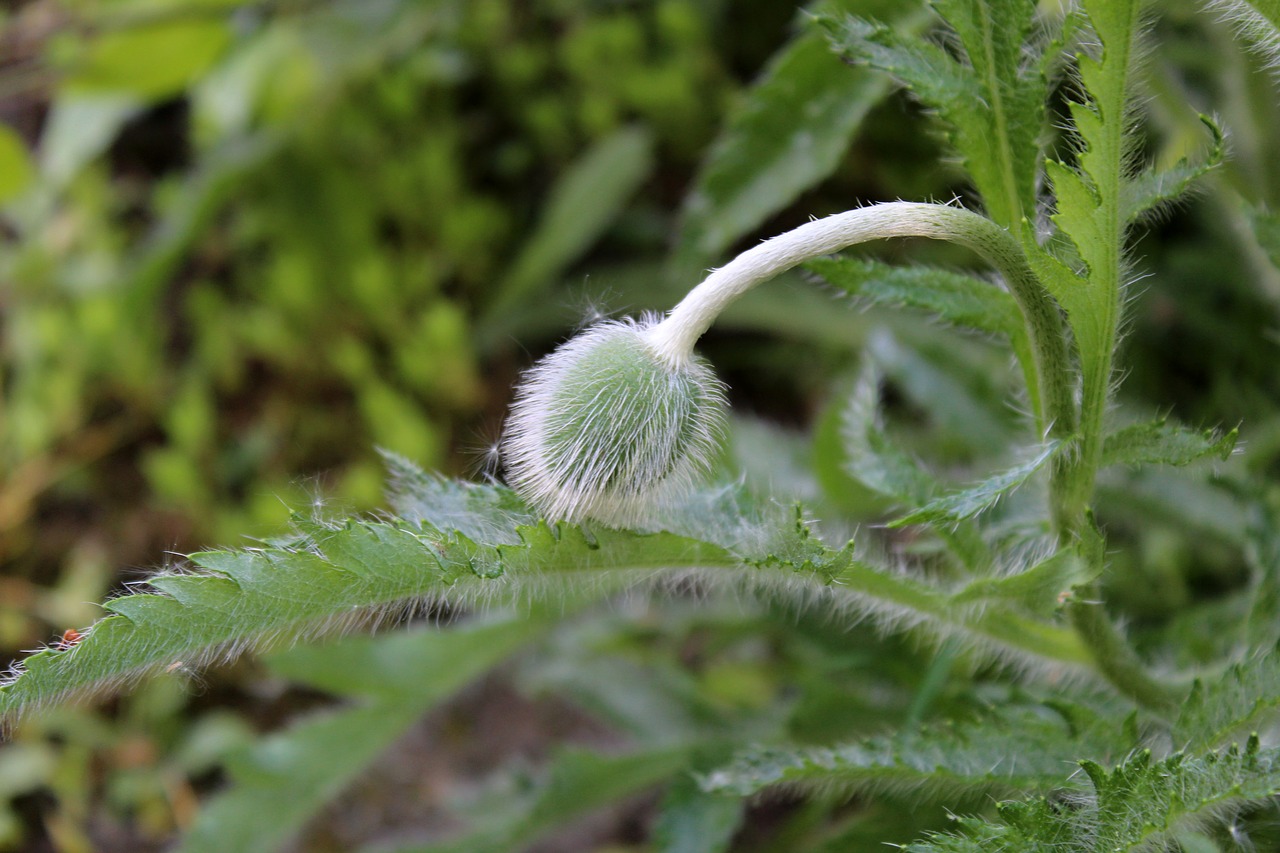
[
  {"left": 1067, "top": 588, "right": 1183, "bottom": 715},
  {"left": 647, "top": 202, "right": 1076, "bottom": 445}
]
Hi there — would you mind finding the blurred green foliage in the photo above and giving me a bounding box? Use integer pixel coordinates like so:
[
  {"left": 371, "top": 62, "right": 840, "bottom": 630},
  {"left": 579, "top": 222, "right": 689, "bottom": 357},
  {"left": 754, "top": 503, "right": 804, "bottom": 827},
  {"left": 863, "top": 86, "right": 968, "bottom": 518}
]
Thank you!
[
  {"left": 2, "top": 0, "right": 1280, "bottom": 849},
  {"left": 1, "top": 0, "right": 734, "bottom": 585},
  {"left": 0, "top": 0, "right": 741, "bottom": 847}
]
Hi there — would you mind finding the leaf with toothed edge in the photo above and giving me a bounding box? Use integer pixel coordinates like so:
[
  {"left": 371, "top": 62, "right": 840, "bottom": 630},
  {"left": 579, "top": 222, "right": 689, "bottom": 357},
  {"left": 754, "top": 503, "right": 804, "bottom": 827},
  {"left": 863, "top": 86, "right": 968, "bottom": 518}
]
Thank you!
[
  {"left": 1121, "top": 115, "right": 1224, "bottom": 225},
  {"left": 820, "top": 0, "right": 1048, "bottom": 231},
  {"left": 890, "top": 440, "right": 1066, "bottom": 528},
  {"left": 902, "top": 738, "right": 1280, "bottom": 851},
  {"left": 804, "top": 256, "right": 1029, "bottom": 343},
  {"left": 702, "top": 703, "right": 1126, "bottom": 801},
  {"left": 1174, "top": 655, "right": 1280, "bottom": 752},
  {"left": 0, "top": 462, "right": 1092, "bottom": 719},
  {"left": 1101, "top": 418, "right": 1238, "bottom": 468},
  {"left": 840, "top": 358, "right": 992, "bottom": 571}
]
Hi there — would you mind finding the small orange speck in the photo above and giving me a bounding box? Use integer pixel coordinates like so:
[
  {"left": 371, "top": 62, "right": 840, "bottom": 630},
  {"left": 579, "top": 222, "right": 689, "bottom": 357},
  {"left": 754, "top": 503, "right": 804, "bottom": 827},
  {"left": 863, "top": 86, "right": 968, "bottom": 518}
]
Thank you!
[{"left": 55, "top": 628, "right": 83, "bottom": 650}]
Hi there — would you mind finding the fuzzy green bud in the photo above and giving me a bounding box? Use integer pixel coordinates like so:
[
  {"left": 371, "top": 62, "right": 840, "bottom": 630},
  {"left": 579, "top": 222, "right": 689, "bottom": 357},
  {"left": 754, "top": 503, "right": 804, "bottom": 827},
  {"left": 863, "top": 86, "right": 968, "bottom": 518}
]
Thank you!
[
  {"left": 503, "top": 202, "right": 1070, "bottom": 527},
  {"left": 501, "top": 317, "right": 726, "bottom": 526}
]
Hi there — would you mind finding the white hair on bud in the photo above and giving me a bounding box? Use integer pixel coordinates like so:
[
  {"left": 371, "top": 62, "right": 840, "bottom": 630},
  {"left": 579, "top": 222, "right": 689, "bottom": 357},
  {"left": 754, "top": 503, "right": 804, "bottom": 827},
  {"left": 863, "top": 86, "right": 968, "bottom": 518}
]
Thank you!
[{"left": 501, "top": 315, "right": 727, "bottom": 527}]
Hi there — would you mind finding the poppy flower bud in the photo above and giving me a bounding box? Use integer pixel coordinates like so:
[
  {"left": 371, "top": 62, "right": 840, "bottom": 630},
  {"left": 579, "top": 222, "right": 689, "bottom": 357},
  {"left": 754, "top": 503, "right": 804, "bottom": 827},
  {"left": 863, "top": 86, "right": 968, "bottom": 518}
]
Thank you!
[{"left": 501, "top": 316, "right": 726, "bottom": 526}]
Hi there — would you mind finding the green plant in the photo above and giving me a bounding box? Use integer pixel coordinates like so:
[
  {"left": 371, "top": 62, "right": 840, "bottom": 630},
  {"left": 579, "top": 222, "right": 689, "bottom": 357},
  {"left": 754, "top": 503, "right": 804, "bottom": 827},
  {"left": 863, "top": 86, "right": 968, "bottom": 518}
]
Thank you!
[{"left": 4, "top": 0, "right": 1280, "bottom": 850}]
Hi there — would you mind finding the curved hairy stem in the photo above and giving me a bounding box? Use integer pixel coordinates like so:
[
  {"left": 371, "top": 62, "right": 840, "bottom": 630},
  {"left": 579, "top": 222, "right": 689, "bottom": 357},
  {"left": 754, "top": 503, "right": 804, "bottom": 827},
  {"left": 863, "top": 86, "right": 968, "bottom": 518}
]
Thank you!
[
  {"left": 646, "top": 202, "right": 1076, "bottom": 447},
  {"left": 1068, "top": 588, "right": 1184, "bottom": 715}
]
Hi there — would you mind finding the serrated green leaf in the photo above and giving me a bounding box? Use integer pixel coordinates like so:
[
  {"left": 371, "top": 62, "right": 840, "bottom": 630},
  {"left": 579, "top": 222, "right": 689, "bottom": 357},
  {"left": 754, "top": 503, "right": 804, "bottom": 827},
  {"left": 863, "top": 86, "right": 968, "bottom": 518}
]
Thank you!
[
  {"left": 804, "top": 256, "right": 1027, "bottom": 341},
  {"left": 174, "top": 618, "right": 540, "bottom": 853},
  {"left": 1175, "top": 655, "right": 1280, "bottom": 751},
  {"left": 0, "top": 467, "right": 1090, "bottom": 718},
  {"left": 821, "top": 0, "right": 1046, "bottom": 230},
  {"left": 890, "top": 440, "right": 1064, "bottom": 527},
  {"left": 485, "top": 126, "right": 653, "bottom": 317},
  {"left": 1040, "top": 0, "right": 1141, "bottom": 492},
  {"left": 906, "top": 740, "right": 1280, "bottom": 851},
  {"left": 382, "top": 450, "right": 537, "bottom": 545},
  {"left": 0, "top": 515, "right": 724, "bottom": 717},
  {"left": 1121, "top": 115, "right": 1224, "bottom": 224},
  {"left": 929, "top": 0, "right": 1045, "bottom": 227},
  {"left": 703, "top": 705, "right": 1116, "bottom": 801},
  {"left": 1101, "top": 419, "right": 1238, "bottom": 468},
  {"left": 841, "top": 357, "right": 992, "bottom": 569},
  {"left": 820, "top": 16, "right": 981, "bottom": 172},
  {"left": 674, "top": 1, "right": 928, "bottom": 272}
]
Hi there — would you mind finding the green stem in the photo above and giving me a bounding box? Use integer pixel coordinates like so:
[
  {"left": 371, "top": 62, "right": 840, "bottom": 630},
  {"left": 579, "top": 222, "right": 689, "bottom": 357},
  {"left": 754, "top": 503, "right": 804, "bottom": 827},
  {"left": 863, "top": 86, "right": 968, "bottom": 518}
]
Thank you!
[
  {"left": 648, "top": 203, "right": 1076, "bottom": 446},
  {"left": 1050, "top": 0, "right": 1176, "bottom": 712},
  {"left": 1067, "top": 587, "right": 1183, "bottom": 715}
]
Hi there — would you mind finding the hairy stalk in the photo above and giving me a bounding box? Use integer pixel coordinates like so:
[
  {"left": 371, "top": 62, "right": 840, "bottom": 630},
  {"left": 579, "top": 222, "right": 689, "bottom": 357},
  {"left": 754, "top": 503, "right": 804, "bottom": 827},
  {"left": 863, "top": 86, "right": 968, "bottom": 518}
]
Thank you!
[
  {"left": 1067, "top": 588, "right": 1183, "bottom": 715},
  {"left": 646, "top": 202, "right": 1075, "bottom": 446},
  {"left": 1053, "top": 0, "right": 1177, "bottom": 712}
]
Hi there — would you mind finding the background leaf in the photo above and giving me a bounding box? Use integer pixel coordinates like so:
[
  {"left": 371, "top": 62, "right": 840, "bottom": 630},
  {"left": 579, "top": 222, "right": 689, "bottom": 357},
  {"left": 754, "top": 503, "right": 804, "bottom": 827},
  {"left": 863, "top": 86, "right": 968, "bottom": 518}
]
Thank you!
[
  {"left": 674, "top": 0, "right": 928, "bottom": 273},
  {"left": 906, "top": 740, "right": 1280, "bottom": 851},
  {"left": 0, "top": 125, "right": 34, "bottom": 203},
  {"left": 703, "top": 703, "right": 1122, "bottom": 801},
  {"left": 58, "top": 20, "right": 233, "bottom": 100},
  {"left": 174, "top": 618, "right": 542, "bottom": 853},
  {"left": 652, "top": 775, "right": 743, "bottom": 853},
  {"left": 1101, "top": 419, "right": 1237, "bottom": 468},
  {"left": 485, "top": 126, "right": 654, "bottom": 319}
]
